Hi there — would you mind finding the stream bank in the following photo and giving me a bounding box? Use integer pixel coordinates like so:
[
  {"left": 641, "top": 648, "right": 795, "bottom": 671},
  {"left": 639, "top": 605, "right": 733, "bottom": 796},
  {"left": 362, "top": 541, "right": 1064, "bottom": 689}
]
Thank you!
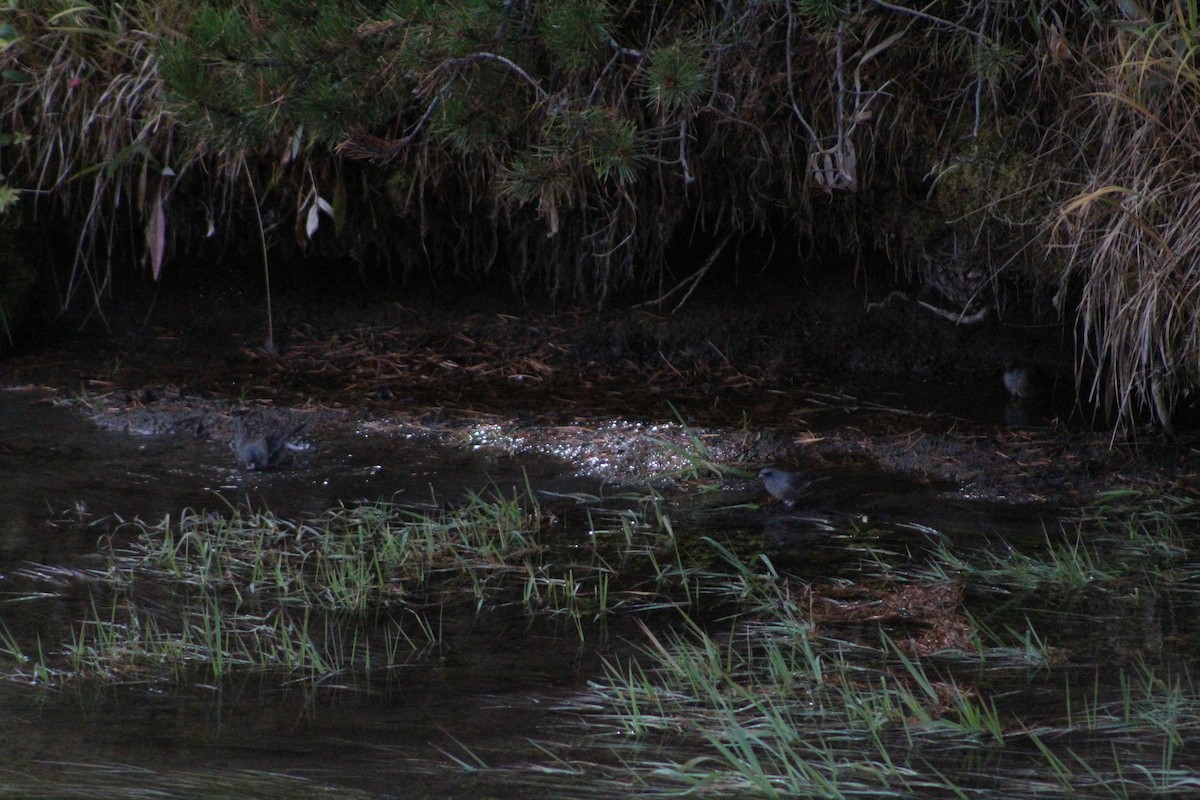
[{"left": 7, "top": 266, "right": 1197, "bottom": 502}]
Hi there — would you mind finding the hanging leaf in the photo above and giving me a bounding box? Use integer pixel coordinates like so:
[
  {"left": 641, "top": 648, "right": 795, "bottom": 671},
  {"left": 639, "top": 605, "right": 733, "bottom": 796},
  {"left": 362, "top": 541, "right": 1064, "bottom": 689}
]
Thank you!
[
  {"left": 305, "top": 192, "right": 335, "bottom": 239},
  {"left": 145, "top": 182, "right": 166, "bottom": 280},
  {"left": 305, "top": 200, "right": 320, "bottom": 239}
]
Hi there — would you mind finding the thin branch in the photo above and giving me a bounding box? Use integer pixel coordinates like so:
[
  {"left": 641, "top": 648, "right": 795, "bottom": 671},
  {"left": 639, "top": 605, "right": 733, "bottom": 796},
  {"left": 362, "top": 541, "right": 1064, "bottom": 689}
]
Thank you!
[
  {"left": 636, "top": 230, "right": 736, "bottom": 312},
  {"left": 677, "top": 117, "right": 694, "bottom": 185},
  {"left": 866, "top": 290, "right": 990, "bottom": 324},
  {"left": 440, "top": 52, "right": 549, "bottom": 100},
  {"left": 865, "top": 0, "right": 984, "bottom": 40},
  {"left": 608, "top": 37, "right": 642, "bottom": 59},
  {"left": 338, "top": 78, "right": 456, "bottom": 162},
  {"left": 784, "top": 2, "right": 819, "bottom": 144},
  {"left": 973, "top": 0, "right": 990, "bottom": 140}
]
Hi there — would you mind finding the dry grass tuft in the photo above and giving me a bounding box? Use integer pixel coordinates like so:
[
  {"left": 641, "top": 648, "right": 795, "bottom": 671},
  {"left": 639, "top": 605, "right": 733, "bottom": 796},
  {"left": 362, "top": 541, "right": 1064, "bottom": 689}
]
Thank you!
[{"left": 1043, "top": 12, "right": 1200, "bottom": 431}]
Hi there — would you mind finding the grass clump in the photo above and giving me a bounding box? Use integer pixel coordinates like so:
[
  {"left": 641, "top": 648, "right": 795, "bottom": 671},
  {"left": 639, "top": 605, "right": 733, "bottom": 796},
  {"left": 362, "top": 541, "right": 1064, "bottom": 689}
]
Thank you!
[
  {"left": 538, "top": 490, "right": 1200, "bottom": 798},
  {"left": 62, "top": 494, "right": 546, "bottom": 684},
  {"left": 587, "top": 597, "right": 1004, "bottom": 796},
  {"left": 128, "top": 494, "right": 543, "bottom": 611},
  {"left": 865, "top": 492, "right": 1193, "bottom": 595},
  {"left": 576, "top": 529, "right": 1200, "bottom": 798},
  {"left": 0, "top": 486, "right": 703, "bottom": 687}
]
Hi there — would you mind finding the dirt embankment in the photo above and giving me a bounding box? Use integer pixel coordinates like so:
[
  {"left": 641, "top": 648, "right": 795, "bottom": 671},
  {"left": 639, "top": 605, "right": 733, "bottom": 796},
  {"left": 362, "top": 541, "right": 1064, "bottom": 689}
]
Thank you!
[{"left": 6, "top": 267, "right": 1198, "bottom": 502}]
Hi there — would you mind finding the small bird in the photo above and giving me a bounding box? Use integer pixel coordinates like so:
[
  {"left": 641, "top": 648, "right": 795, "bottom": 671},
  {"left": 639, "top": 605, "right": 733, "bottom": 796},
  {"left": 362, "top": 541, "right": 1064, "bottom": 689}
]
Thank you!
[
  {"left": 1003, "top": 363, "right": 1045, "bottom": 401},
  {"left": 231, "top": 416, "right": 306, "bottom": 470},
  {"left": 759, "top": 467, "right": 817, "bottom": 509}
]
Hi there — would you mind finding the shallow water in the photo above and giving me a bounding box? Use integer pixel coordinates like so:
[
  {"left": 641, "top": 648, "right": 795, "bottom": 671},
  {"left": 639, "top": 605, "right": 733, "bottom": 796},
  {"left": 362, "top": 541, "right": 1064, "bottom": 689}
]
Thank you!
[
  {"left": 0, "top": 389, "right": 1192, "bottom": 798},
  {"left": 0, "top": 392, "right": 624, "bottom": 798},
  {"left": 0, "top": 620, "right": 601, "bottom": 799}
]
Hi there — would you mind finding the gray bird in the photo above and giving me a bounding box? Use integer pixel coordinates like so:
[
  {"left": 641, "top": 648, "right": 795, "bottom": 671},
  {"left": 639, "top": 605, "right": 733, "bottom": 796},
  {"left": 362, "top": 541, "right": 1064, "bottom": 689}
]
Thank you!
[
  {"left": 759, "top": 467, "right": 817, "bottom": 509},
  {"left": 1003, "top": 363, "right": 1045, "bottom": 400},
  {"left": 231, "top": 417, "right": 306, "bottom": 470}
]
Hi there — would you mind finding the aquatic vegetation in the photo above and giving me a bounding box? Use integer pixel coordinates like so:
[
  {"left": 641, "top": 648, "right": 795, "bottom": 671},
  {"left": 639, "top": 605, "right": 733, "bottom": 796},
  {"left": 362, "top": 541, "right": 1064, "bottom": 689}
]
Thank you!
[
  {"left": 0, "top": 486, "right": 699, "bottom": 686},
  {"left": 646, "top": 404, "right": 756, "bottom": 487},
  {"left": 576, "top": 572, "right": 1200, "bottom": 798},
  {"left": 864, "top": 495, "right": 1191, "bottom": 595},
  {"left": 3, "top": 469, "right": 1200, "bottom": 798},
  {"left": 545, "top": 492, "right": 1200, "bottom": 798}
]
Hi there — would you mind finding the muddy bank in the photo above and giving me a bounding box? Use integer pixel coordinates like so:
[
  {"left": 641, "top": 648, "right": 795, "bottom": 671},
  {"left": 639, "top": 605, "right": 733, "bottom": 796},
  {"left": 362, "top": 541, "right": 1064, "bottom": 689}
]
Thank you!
[{"left": 5, "top": 268, "right": 1198, "bottom": 502}]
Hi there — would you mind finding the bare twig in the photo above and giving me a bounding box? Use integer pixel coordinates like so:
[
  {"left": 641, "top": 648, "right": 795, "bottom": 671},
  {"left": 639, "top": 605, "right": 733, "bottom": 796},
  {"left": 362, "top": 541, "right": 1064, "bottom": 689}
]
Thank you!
[
  {"left": 439, "top": 52, "right": 549, "bottom": 100},
  {"left": 636, "top": 230, "right": 736, "bottom": 312},
  {"left": 865, "top": 0, "right": 982, "bottom": 39},
  {"left": 677, "top": 117, "right": 694, "bottom": 185},
  {"left": 339, "top": 78, "right": 456, "bottom": 162},
  {"left": 866, "top": 290, "right": 990, "bottom": 324}
]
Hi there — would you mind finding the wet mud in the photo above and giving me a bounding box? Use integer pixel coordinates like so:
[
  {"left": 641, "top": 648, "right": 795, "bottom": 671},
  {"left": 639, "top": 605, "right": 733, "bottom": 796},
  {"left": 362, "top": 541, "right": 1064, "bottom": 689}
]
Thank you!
[{"left": 10, "top": 268, "right": 1199, "bottom": 500}]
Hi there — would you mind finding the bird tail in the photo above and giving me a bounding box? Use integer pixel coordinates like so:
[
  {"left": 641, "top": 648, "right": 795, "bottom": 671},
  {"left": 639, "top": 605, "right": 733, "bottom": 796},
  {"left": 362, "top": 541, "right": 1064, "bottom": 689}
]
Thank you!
[{"left": 230, "top": 416, "right": 248, "bottom": 452}]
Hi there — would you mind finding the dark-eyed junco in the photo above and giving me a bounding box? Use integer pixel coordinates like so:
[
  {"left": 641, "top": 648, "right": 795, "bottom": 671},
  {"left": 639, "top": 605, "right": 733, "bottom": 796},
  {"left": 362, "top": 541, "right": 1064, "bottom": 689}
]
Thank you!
[
  {"left": 231, "top": 416, "right": 306, "bottom": 470},
  {"left": 759, "top": 467, "right": 817, "bottom": 508}
]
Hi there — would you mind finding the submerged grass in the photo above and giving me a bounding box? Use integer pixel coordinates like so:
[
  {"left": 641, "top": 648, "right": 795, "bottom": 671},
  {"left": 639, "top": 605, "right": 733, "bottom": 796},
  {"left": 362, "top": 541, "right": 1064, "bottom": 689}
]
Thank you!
[
  {"left": 561, "top": 492, "right": 1200, "bottom": 798},
  {"left": 589, "top": 604, "right": 1002, "bottom": 796},
  {"left": 646, "top": 404, "right": 757, "bottom": 487},
  {"left": 582, "top": 582, "right": 1200, "bottom": 798},
  {"left": 0, "top": 486, "right": 696, "bottom": 687},
  {"left": 128, "top": 491, "right": 542, "bottom": 612},
  {"left": 863, "top": 493, "right": 1192, "bottom": 595},
  {"left": 4, "top": 469, "right": 1200, "bottom": 797}
]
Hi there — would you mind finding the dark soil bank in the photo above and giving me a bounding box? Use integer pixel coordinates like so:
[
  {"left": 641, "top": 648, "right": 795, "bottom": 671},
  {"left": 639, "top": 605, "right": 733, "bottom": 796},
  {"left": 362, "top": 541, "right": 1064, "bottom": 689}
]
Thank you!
[{"left": 5, "top": 263, "right": 1198, "bottom": 502}]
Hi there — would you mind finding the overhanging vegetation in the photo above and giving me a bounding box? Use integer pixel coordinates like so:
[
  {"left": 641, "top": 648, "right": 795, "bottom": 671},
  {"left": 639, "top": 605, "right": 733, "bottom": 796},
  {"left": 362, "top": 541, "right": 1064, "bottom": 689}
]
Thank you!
[{"left": 3, "top": 0, "right": 1199, "bottom": 430}]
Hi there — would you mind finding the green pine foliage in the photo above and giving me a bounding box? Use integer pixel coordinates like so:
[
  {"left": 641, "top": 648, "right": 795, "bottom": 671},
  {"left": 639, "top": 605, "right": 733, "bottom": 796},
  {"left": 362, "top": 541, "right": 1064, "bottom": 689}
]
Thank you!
[
  {"left": 160, "top": 1, "right": 406, "bottom": 147},
  {"left": 642, "top": 36, "right": 708, "bottom": 115},
  {"left": 12, "top": 0, "right": 1200, "bottom": 429},
  {"left": 155, "top": 0, "right": 714, "bottom": 298},
  {"left": 584, "top": 110, "right": 639, "bottom": 185},
  {"left": 796, "top": 0, "right": 850, "bottom": 35},
  {"left": 538, "top": 0, "right": 611, "bottom": 73}
]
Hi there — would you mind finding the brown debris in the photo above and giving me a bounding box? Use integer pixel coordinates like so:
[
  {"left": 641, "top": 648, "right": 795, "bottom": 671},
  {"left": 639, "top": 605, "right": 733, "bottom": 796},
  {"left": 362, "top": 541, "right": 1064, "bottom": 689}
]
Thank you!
[{"left": 790, "top": 580, "right": 975, "bottom": 656}]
